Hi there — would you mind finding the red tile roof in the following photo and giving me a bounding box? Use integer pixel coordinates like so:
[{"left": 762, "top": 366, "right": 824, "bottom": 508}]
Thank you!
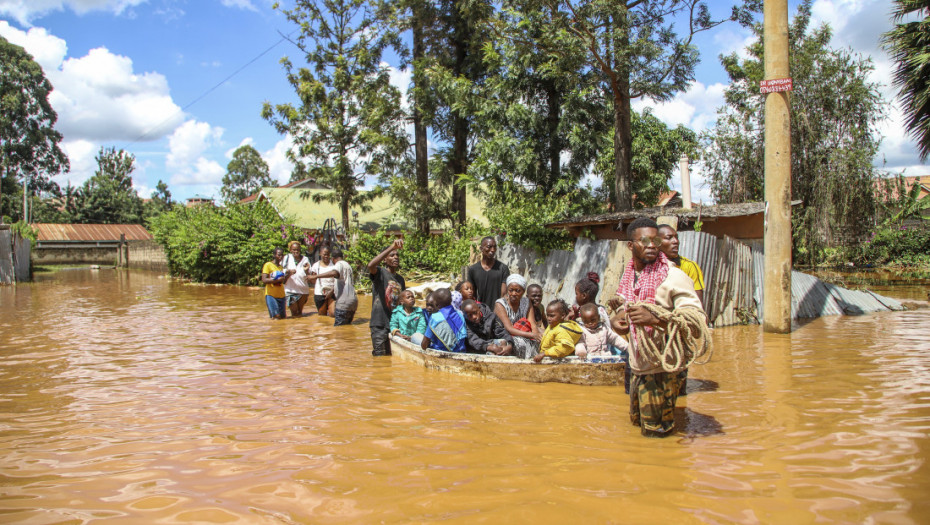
[{"left": 35, "top": 224, "right": 153, "bottom": 242}]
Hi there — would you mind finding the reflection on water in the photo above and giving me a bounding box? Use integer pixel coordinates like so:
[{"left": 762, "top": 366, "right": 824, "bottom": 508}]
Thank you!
[{"left": 1, "top": 269, "right": 929, "bottom": 523}]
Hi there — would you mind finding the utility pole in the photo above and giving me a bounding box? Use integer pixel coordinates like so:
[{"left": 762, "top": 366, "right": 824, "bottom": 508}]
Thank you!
[{"left": 763, "top": 0, "right": 792, "bottom": 333}]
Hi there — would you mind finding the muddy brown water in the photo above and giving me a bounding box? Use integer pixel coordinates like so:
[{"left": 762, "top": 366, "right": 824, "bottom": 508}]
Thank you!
[{"left": 1, "top": 269, "right": 929, "bottom": 523}]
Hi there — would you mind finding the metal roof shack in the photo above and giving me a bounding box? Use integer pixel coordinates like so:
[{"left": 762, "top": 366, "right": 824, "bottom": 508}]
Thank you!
[
  {"left": 547, "top": 201, "right": 802, "bottom": 241},
  {"left": 35, "top": 224, "right": 153, "bottom": 246}
]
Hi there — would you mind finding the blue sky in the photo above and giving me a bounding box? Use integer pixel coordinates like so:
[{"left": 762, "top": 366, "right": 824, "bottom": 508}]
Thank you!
[{"left": 0, "top": 0, "right": 925, "bottom": 205}]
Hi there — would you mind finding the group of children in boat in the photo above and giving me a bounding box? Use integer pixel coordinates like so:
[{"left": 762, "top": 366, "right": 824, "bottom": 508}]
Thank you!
[{"left": 262, "top": 218, "right": 708, "bottom": 437}]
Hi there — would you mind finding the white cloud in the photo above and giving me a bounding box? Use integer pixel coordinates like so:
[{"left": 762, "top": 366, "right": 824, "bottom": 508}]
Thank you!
[
  {"left": 0, "top": 0, "right": 148, "bottom": 25},
  {"left": 263, "top": 135, "right": 296, "bottom": 184},
  {"left": 219, "top": 0, "right": 257, "bottom": 11},
  {"left": 167, "top": 120, "right": 226, "bottom": 186},
  {"left": 225, "top": 137, "right": 255, "bottom": 159},
  {"left": 0, "top": 22, "right": 184, "bottom": 143},
  {"left": 632, "top": 81, "right": 727, "bottom": 131},
  {"left": 56, "top": 139, "right": 98, "bottom": 187}
]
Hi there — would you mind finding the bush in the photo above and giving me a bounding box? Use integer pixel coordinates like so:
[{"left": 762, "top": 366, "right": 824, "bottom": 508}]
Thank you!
[
  {"left": 344, "top": 222, "right": 492, "bottom": 287},
  {"left": 854, "top": 224, "right": 930, "bottom": 266},
  {"left": 148, "top": 201, "right": 306, "bottom": 284}
]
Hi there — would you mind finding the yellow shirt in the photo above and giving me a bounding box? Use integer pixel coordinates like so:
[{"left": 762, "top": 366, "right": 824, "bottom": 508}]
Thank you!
[
  {"left": 540, "top": 320, "right": 583, "bottom": 358},
  {"left": 262, "top": 261, "right": 285, "bottom": 298},
  {"left": 677, "top": 256, "right": 704, "bottom": 291}
]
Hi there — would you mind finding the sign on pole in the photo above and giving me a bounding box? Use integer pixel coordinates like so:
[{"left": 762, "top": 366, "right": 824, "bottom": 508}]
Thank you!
[{"left": 760, "top": 77, "right": 793, "bottom": 93}]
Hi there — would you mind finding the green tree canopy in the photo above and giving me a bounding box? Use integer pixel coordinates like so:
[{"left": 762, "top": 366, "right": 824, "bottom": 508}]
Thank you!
[
  {"left": 0, "top": 35, "right": 69, "bottom": 222},
  {"left": 71, "top": 147, "right": 144, "bottom": 224},
  {"left": 220, "top": 145, "right": 273, "bottom": 204},
  {"left": 701, "top": 0, "right": 884, "bottom": 262},
  {"left": 264, "top": 0, "right": 409, "bottom": 231},
  {"left": 882, "top": 0, "right": 930, "bottom": 161}
]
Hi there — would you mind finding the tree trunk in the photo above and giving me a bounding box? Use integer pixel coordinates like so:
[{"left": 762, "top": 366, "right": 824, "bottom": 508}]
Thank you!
[
  {"left": 412, "top": 10, "right": 431, "bottom": 234},
  {"left": 613, "top": 89, "right": 633, "bottom": 212},
  {"left": 341, "top": 195, "right": 350, "bottom": 233},
  {"left": 449, "top": 0, "right": 468, "bottom": 227},
  {"left": 545, "top": 79, "right": 561, "bottom": 192}
]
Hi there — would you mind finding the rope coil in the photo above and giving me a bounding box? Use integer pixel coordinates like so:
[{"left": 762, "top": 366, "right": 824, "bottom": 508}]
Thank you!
[{"left": 627, "top": 304, "right": 712, "bottom": 373}]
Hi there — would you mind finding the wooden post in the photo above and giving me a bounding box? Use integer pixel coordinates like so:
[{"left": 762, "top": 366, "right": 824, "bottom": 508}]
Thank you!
[
  {"left": 763, "top": 0, "right": 793, "bottom": 333},
  {"left": 119, "top": 233, "right": 126, "bottom": 267}
]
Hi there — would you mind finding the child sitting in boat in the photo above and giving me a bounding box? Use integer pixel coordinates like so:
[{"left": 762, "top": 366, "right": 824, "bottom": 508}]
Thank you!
[
  {"left": 461, "top": 299, "right": 514, "bottom": 355},
  {"left": 569, "top": 272, "right": 612, "bottom": 327},
  {"left": 456, "top": 281, "right": 478, "bottom": 303},
  {"left": 420, "top": 288, "right": 468, "bottom": 353},
  {"left": 534, "top": 299, "right": 583, "bottom": 363},
  {"left": 391, "top": 290, "right": 427, "bottom": 345},
  {"left": 574, "top": 303, "right": 628, "bottom": 360},
  {"left": 527, "top": 283, "right": 547, "bottom": 330}
]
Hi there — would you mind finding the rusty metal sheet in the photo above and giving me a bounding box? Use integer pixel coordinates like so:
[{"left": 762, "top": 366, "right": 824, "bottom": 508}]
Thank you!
[
  {"left": 35, "top": 224, "right": 153, "bottom": 242},
  {"left": 707, "top": 235, "right": 756, "bottom": 327}
]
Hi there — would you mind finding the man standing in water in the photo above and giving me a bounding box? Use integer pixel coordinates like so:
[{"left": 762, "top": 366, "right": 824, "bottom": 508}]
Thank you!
[
  {"left": 467, "top": 237, "right": 510, "bottom": 304},
  {"left": 367, "top": 239, "right": 406, "bottom": 356},
  {"left": 609, "top": 218, "right": 705, "bottom": 438},
  {"left": 656, "top": 223, "right": 706, "bottom": 395},
  {"left": 657, "top": 224, "right": 705, "bottom": 306}
]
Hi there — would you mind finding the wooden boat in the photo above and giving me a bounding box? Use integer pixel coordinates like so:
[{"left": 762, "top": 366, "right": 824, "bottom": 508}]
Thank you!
[{"left": 389, "top": 335, "right": 626, "bottom": 386}]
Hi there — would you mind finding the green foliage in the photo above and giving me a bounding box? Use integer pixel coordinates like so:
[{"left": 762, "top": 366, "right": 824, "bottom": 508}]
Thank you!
[
  {"left": 10, "top": 221, "right": 37, "bottom": 242},
  {"left": 0, "top": 36, "right": 69, "bottom": 221},
  {"left": 876, "top": 174, "right": 930, "bottom": 225},
  {"left": 264, "top": 0, "right": 409, "bottom": 231},
  {"left": 70, "top": 147, "right": 145, "bottom": 224},
  {"left": 483, "top": 181, "right": 584, "bottom": 256},
  {"left": 221, "top": 145, "right": 274, "bottom": 204},
  {"left": 595, "top": 109, "right": 699, "bottom": 207},
  {"left": 149, "top": 201, "right": 305, "bottom": 284},
  {"left": 855, "top": 224, "right": 930, "bottom": 266},
  {"left": 701, "top": 0, "right": 884, "bottom": 264},
  {"left": 882, "top": 0, "right": 930, "bottom": 161},
  {"left": 345, "top": 222, "right": 492, "bottom": 287},
  {"left": 144, "top": 179, "right": 174, "bottom": 220}
]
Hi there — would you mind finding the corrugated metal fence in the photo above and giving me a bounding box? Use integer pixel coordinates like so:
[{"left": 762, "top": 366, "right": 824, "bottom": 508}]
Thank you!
[
  {"left": 0, "top": 226, "right": 31, "bottom": 284},
  {"left": 498, "top": 232, "right": 904, "bottom": 327}
]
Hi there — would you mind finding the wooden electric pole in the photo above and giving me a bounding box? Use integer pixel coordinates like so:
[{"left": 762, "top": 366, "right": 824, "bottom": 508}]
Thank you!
[{"left": 763, "top": 0, "right": 793, "bottom": 333}]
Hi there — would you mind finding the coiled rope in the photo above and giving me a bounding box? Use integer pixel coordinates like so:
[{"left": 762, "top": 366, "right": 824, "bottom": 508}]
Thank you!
[{"left": 627, "top": 304, "right": 712, "bottom": 373}]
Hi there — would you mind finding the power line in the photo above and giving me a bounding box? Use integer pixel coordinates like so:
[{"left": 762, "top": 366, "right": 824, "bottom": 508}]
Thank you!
[{"left": 123, "top": 30, "right": 296, "bottom": 147}]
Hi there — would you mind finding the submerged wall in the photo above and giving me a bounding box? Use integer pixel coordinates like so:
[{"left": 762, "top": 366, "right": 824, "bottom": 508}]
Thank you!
[{"left": 127, "top": 240, "right": 168, "bottom": 272}]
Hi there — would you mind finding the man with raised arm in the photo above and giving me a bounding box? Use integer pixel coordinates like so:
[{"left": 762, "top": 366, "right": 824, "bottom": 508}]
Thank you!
[
  {"left": 367, "top": 239, "right": 406, "bottom": 356},
  {"left": 608, "top": 217, "right": 706, "bottom": 438},
  {"left": 466, "top": 237, "right": 510, "bottom": 304}
]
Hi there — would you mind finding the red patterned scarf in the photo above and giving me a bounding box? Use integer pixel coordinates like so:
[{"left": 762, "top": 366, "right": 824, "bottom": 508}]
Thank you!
[{"left": 616, "top": 251, "right": 670, "bottom": 305}]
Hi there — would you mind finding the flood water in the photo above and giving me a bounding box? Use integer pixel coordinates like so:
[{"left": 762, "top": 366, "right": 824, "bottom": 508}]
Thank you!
[{"left": 1, "top": 269, "right": 929, "bottom": 523}]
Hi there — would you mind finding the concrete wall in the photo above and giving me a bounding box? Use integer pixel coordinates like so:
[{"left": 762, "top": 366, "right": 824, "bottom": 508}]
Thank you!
[
  {"left": 127, "top": 240, "right": 168, "bottom": 271},
  {"left": 33, "top": 245, "right": 119, "bottom": 265}
]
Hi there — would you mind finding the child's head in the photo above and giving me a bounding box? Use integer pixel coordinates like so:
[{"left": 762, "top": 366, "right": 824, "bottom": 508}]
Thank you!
[
  {"left": 456, "top": 281, "right": 476, "bottom": 301},
  {"left": 574, "top": 272, "right": 600, "bottom": 306},
  {"left": 546, "top": 299, "right": 570, "bottom": 326},
  {"left": 527, "top": 284, "right": 543, "bottom": 306},
  {"left": 579, "top": 303, "right": 601, "bottom": 330},
  {"left": 400, "top": 289, "right": 416, "bottom": 308},
  {"left": 462, "top": 299, "right": 481, "bottom": 323},
  {"left": 433, "top": 288, "right": 453, "bottom": 308},
  {"left": 425, "top": 292, "right": 438, "bottom": 314}
]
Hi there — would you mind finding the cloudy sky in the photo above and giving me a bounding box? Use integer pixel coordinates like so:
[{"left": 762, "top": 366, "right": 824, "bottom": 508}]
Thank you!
[{"left": 0, "top": 0, "right": 925, "bottom": 205}]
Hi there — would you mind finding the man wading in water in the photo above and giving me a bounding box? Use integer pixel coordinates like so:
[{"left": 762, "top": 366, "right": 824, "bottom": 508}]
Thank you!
[
  {"left": 367, "top": 239, "right": 406, "bottom": 356},
  {"left": 609, "top": 217, "right": 706, "bottom": 438}
]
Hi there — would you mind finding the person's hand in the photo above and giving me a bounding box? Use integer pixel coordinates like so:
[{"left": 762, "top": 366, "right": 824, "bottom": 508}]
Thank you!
[
  {"left": 487, "top": 343, "right": 501, "bottom": 354},
  {"left": 400, "top": 334, "right": 411, "bottom": 341},
  {"left": 627, "top": 305, "right": 660, "bottom": 327},
  {"left": 608, "top": 296, "right": 626, "bottom": 312},
  {"left": 611, "top": 313, "right": 630, "bottom": 335},
  {"left": 576, "top": 349, "right": 588, "bottom": 361},
  {"left": 533, "top": 353, "right": 545, "bottom": 363},
  {"left": 501, "top": 342, "right": 513, "bottom": 356},
  {"left": 529, "top": 330, "right": 543, "bottom": 342},
  {"left": 287, "top": 268, "right": 297, "bottom": 275},
  {"left": 392, "top": 238, "right": 404, "bottom": 251}
]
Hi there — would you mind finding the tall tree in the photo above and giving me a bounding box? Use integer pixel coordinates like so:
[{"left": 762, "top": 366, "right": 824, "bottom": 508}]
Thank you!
[
  {"left": 144, "top": 179, "right": 174, "bottom": 220},
  {"left": 529, "top": 0, "right": 751, "bottom": 211},
  {"left": 72, "top": 147, "right": 144, "bottom": 224},
  {"left": 264, "top": 0, "right": 409, "bottom": 231},
  {"left": 220, "top": 145, "right": 274, "bottom": 204},
  {"left": 883, "top": 0, "right": 930, "bottom": 161},
  {"left": 0, "top": 36, "right": 69, "bottom": 222},
  {"left": 702, "top": 1, "right": 884, "bottom": 261}
]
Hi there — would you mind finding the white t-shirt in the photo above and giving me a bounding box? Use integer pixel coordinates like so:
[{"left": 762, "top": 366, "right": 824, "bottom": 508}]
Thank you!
[
  {"left": 309, "top": 260, "right": 337, "bottom": 295},
  {"left": 282, "top": 254, "right": 311, "bottom": 295}
]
